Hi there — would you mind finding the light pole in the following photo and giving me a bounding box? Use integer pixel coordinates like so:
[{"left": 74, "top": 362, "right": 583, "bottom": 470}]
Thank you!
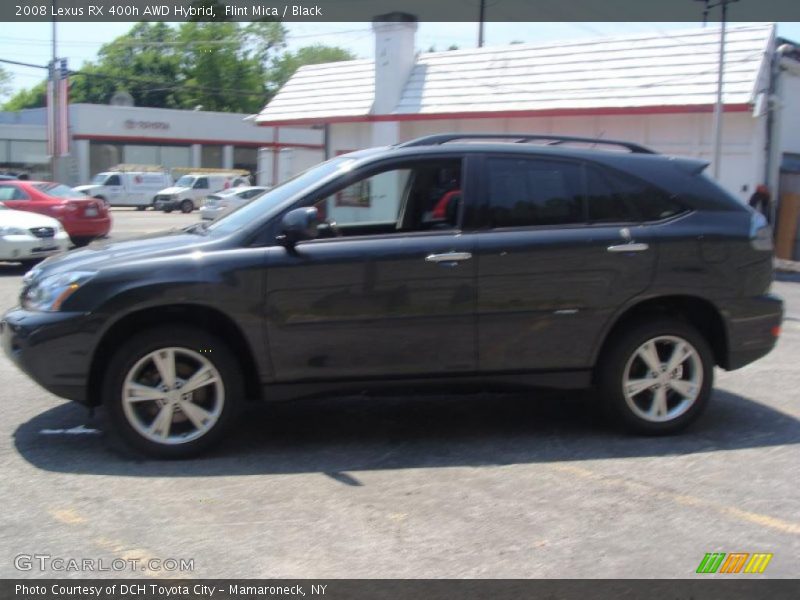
[
  {"left": 478, "top": 0, "right": 485, "bottom": 48},
  {"left": 696, "top": 0, "right": 739, "bottom": 180}
]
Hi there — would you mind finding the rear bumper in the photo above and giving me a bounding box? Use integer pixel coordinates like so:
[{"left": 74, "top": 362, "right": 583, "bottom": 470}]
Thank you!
[
  {"left": 723, "top": 293, "right": 783, "bottom": 370},
  {"left": 61, "top": 216, "right": 111, "bottom": 238},
  {"left": 1, "top": 307, "right": 94, "bottom": 403}
]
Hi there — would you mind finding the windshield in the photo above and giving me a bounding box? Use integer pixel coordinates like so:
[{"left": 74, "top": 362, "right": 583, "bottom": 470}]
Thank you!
[
  {"left": 175, "top": 175, "right": 195, "bottom": 187},
  {"left": 34, "top": 183, "right": 81, "bottom": 198},
  {"left": 91, "top": 174, "right": 109, "bottom": 185},
  {"left": 206, "top": 158, "right": 352, "bottom": 236}
]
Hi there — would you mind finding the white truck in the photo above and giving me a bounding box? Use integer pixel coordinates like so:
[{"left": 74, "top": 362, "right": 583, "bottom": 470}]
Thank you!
[
  {"left": 75, "top": 166, "right": 172, "bottom": 210},
  {"left": 153, "top": 170, "right": 251, "bottom": 213}
]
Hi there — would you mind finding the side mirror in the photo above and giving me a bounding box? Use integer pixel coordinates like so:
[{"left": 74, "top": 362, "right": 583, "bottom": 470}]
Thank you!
[{"left": 279, "top": 207, "right": 319, "bottom": 246}]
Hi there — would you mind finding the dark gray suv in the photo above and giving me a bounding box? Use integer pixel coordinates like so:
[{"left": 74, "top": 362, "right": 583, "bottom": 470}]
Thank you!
[{"left": 1, "top": 134, "right": 783, "bottom": 457}]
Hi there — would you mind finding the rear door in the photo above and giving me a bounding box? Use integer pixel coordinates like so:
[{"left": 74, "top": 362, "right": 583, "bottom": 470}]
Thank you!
[{"left": 475, "top": 155, "right": 658, "bottom": 372}]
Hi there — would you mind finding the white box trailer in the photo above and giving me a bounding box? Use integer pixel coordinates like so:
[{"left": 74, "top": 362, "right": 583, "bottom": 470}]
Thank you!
[{"left": 75, "top": 165, "right": 173, "bottom": 210}]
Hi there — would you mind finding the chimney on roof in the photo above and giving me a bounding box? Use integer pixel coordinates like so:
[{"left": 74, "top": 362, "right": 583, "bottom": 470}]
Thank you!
[{"left": 371, "top": 12, "right": 418, "bottom": 116}]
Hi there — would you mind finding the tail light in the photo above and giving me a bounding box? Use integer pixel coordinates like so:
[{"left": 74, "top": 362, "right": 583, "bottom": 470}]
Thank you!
[{"left": 749, "top": 212, "right": 773, "bottom": 251}]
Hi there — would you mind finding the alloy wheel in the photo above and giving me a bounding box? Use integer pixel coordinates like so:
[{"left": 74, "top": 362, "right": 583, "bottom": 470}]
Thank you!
[
  {"left": 121, "top": 347, "right": 225, "bottom": 445},
  {"left": 622, "top": 335, "right": 703, "bottom": 423}
]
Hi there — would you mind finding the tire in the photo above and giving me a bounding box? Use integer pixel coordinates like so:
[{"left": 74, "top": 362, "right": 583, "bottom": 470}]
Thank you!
[
  {"left": 164, "top": 208, "right": 173, "bottom": 214},
  {"left": 597, "top": 318, "right": 713, "bottom": 435},
  {"left": 180, "top": 199, "right": 194, "bottom": 214},
  {"left": 93, "top": 196, "right": 108, "bottom": 208},
  {"left": 70, "top": 236, "right": 94, "bottom": 247},
  {"left": 103, "top": 327, "right": 243, "bottom": 458},
  {"left": 136, "top": 206, "right": 146, "bottom": 211}
]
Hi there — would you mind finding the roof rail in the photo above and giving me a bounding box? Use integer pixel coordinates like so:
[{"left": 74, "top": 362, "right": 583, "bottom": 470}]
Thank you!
[
  {"left": 171, "top": 167, "right": 251, "bottom": 176},
  {"left": 397, "top": 133, "right": 656, "bottom": 154},
  {"left": 108, "top": 164, "right": 169, "bottom": 172}
]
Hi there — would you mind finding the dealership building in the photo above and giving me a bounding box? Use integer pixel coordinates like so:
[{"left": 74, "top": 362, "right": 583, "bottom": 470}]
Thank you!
[
  {"left": 256, "top": 18, "right": 800, "bottom": 257},
  {"left": 0, "top": 103, "right": 323, "bottom": 187}
]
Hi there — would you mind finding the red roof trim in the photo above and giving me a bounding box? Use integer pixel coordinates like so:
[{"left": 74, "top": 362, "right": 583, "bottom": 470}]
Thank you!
[
  {"left": 72, "top": 133, "right": 323, "bottom": 150},
  {"left": 256, "top": 104, "right": 752, "bottom": 127}
]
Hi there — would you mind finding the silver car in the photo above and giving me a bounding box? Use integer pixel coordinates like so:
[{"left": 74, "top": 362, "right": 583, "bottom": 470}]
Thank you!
[{"left": 200, "top": 186, "right": 269, "bottom": 221}]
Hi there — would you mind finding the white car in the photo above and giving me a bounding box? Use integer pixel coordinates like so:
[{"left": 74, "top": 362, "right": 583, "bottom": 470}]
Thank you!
[
  {"left": 154, "top": 174, "right": 251, "bottom": 214},
  {"left": 0, "top": 204, "right": 70, "bottom": 263},
  {"left": 200, "top": 186, "right": 269, "bottom": 221}
]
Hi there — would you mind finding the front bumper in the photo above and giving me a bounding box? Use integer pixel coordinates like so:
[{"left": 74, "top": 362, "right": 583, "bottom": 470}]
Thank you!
[
  {"left": 724, "top": 293, "right": 783, "bottom": 370},
  {"left": 0, "top": 233, "right": 70, "bottom": 261},
  {"left": 1, "top": 307, "right": 95, "bottom": 403},
  {"left": 155, "top": 199, "right": 180, "bottom": 211}
]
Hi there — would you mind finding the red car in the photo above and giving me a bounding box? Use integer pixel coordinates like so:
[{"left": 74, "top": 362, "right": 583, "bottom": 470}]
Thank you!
[{"left": 0, "top": 180, "right": 111, "bottom": 246}]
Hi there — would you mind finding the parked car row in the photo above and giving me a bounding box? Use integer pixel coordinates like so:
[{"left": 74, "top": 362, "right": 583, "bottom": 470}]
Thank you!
[
  {"left": 76, "top": 165, "right": 252, "bottom": 213},
  {"left": 0, "top": 180, "right": 111, "bottom": 260}
]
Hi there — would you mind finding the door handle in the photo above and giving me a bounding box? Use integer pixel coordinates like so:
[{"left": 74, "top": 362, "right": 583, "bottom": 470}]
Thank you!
[
  {"left": 425, "top": 252, "right": 473, "bottom": 263},
  {"left": 607, "top": 243, "right": 649, "bottom": 253}
]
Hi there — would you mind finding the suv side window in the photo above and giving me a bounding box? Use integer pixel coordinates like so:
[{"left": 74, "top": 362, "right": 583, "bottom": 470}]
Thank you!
[
  {"left": 311, "top": 159, "right": 463, "bottom": 236},
  {"left": 106, "top": 175, "right": 121, "bottom": 186},
  {"left": 485, "top": 157, "right": 583, "bottom": 227},
  {"left": 194, "top": 177, "right": 209, "bottom": 189},
  {"left": 595, "top": 167, "right": 684, "bottom": 222},
  {"left": 586, "top": 167, "right": 639, "bottom": 223}
]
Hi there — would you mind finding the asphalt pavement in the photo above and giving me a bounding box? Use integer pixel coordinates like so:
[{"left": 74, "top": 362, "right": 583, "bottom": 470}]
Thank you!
[{"left": 0, "top": 209, "right": 798, "bottom": 578}]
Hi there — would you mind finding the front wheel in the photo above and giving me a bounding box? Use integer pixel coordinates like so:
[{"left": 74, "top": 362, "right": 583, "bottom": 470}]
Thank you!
[
  {"left": 598, "top": 319, "right": 713, "bottom": 435},
  {"left": 180, "top": 199, "right": 194, "bottom": 213},
  {"left": 104, "top": 327, "right": 243, "bottom": 458}
]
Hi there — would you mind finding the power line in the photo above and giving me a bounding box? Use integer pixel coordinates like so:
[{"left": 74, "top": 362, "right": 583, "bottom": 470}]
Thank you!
[{"left": 0, "top": 57, "right": 268, "bottom": 98}]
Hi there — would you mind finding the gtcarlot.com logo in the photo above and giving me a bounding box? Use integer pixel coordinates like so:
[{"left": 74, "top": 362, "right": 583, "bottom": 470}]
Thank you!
[{"left": 14, "top": 553, "right": 194, "bottom": 573}]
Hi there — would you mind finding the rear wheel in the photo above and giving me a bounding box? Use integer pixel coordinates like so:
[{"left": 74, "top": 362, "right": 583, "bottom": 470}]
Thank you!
[
  {"left": 180, "top": 199, "right": 194, "bottom": 213},
  {"left": 104, "top": 327, "right": 243, "bottom": 458},
  {"left": 598, "top": 319, "right": 713, "bottom": 434}
]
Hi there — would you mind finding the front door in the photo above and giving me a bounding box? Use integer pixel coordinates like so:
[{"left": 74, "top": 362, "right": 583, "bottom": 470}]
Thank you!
[
  {"left": 264, "top": 157, "right": 477, "bottom": 381},
  {"left": 474, "top": 155, "right": 659, "bottom": 372}
]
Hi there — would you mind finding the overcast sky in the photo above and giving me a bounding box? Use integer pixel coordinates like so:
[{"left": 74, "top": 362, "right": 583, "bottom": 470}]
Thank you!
[{"left": 2, "top": 21, "right": 799, "bottom": 98}]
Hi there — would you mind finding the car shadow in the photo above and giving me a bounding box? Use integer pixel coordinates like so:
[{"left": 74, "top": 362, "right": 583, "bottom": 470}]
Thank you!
[
  {"left": 0, "top": 262, "right": 34, "bottom": 276},
  {"left": 13, "top": 388, "right": 800, "bottom": 478}
]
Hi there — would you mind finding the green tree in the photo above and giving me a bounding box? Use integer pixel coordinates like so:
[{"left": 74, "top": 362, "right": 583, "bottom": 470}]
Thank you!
[
  {"left": 2, "top": 22, "right": 355, "bottom": 114},
  {"left": 0, "top": 66, "right": 12, "bottom": 101},
  {"left": 3, "top": 80, "right": 46, "bottom": 111},
  {"left": 266, "top": 44, "right": 355, "bottom": 99}
]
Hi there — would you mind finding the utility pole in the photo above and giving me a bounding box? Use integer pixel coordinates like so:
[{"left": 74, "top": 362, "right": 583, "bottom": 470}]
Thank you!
[
  {"left": 697, "top": 0, "right": 738, "bottom": 180},
  {"left": 478, "top": 0, "right": 485, "bottom": 48},
  {"left": 50, "top": 0, "right": 58, "bottom": 180}
]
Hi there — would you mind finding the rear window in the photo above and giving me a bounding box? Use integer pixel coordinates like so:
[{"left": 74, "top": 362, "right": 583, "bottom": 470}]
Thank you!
[
  {"left": 33, "top": 183, "right": 80, "bottom": 198},
  {"left": 590, "top": 167, "right": 684, "bottom": 222}
]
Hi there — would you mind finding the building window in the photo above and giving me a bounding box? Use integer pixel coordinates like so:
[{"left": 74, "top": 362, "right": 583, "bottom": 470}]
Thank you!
[
  {"left": 201, "top": 145, "right": 223, "bottom": 168},
  {"left": 89, "top": 142, "right": 124, "bottom": 174},
  {"left": 159, "top": 146, "right": 191, "bottom": 170},
  {"left": 234, "top": 147, "right": 257, "bottom": 175}
]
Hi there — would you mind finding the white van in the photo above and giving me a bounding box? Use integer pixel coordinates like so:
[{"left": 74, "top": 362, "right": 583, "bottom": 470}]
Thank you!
[
  {"left": 75, "top": 167, "right": 172, "bottom": 210},
  {"left": 153, "top": 172, "right": 250, "bottom": 213}
]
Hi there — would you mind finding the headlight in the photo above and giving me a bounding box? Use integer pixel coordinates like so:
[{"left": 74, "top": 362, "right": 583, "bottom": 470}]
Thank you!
[
  {"left": 22, "top": 271, "right": 96, "bottom": 312},
  {"left": 0, "top": 226, "right": 28, "bottom": 236}
]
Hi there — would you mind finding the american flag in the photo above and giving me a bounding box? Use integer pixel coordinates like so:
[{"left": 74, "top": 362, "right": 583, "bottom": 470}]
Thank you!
[{"left": 46, "top": 59, "right": 70, "bottom": 157}]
